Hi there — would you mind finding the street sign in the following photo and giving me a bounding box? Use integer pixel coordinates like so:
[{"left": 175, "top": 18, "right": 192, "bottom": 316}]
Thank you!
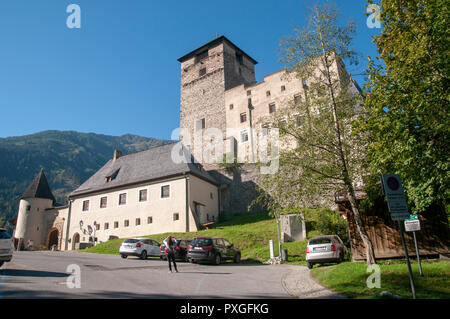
[
  {"left": 405, "top": 215, "right": 421, "bottom": 232},
  {"left": 381, "top": 174, "right": 410, "bottom": 221}
]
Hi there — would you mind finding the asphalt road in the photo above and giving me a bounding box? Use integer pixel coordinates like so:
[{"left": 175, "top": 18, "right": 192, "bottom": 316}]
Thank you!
[{"left": 0, "top": 251, "right": 302, "bottom": 299}]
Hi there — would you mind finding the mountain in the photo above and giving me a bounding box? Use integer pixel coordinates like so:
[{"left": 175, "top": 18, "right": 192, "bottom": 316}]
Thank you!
[{"left": 0, "top": 130, "right": 172, "bottom": 223}]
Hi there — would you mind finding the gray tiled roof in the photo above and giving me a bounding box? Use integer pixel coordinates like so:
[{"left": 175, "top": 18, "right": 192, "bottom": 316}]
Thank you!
[{"left": 70, "top": 142, "right": 218, "bottom": 197}]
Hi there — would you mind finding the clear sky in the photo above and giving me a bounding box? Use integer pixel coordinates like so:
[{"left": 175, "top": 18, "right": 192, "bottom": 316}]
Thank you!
[{"left": 0, "top": 0, "right": 381, "bottom": 140}]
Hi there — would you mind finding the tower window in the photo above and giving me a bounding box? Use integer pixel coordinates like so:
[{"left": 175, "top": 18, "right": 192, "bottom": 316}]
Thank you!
[
  {"left": 281, "top": 85, "right": 286, "bottom": 92},
  {"left": 195, "top": 50, "right": 208, "bottom": 63},
  {"left": 247, "top": 90, "right": 251, "bottom": 96},
  {"left": 266, "top": 91, "right": 271, "bottom": 97},
  {"left": 199, "top": 68, "right": 206, "bottom": 77},
  {"left": 229, "top": 104, "right": 234, "bottom": 110},
  {"left": 240, "top": 112, "right": 247, "bottom": 123},
  {"left": 26, "top": 205, "right": 31, "bottom": 211},
  {"left": 269, "top": 103, "right": 276, "bottom": 113}
]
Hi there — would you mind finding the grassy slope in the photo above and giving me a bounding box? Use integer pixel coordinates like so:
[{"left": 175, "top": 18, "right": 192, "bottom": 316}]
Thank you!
[
  {"left": 82, "top": 212, "right": 308, "bottom": 264},
  {"left": 311, "top": 259, "right": 450, "bottom": 299}
]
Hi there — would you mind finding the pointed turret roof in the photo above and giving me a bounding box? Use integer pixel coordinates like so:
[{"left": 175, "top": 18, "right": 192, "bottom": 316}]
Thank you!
[{"left": 21, "top": 169, "right": 56, "bottom": 202}]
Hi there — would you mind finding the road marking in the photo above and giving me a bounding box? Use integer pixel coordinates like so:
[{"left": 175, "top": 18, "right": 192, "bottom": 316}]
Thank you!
[{"left": 194, "top": 274, "right": 208, "bottom": 295}]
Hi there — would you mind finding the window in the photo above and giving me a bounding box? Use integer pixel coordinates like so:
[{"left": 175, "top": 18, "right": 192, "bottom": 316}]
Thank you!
[
  {"left": 266, "top": 90, "right": 271, "bottom": 97},
  {"left": 200, "top": 118, "right": 206, "bottom": 129},
  {"left": 136, "top": 218, "right": 141, "bottom": 226},
  {"left": 173, "top": 213, "right": 179, "bottom": 221},
  {"left": 114, "top": 221, "right": 119, "bottom": 229},
  {"left": 281, "top": 85, "right": 286, "bottom": 92},
  {"left": 82, "top": 200, "right": 89, "bottom": 212},
  {"left": 229, "top": 104, "right": 234, "bottom": 110},
  {"left": 195, "top": 50, "right": 208, "bottom": 63},
  {"left": 26, "top": 205, "right": 31, "bottom": 211},
  {"left": 147, "top": 216, "right": 153, "bottom": 224},
  {"left": 269, "top": 103, "right": 276, "bottom": 113},
  {"left": 105, "top": 168, "right": 120, "bottom": 183},
  {"left": 100, "top": 197, "right": 107, "bottom": 208},
  {"left": 195, "top": 118, "right": 206, "bottom": 131},
  {"left": 210, "top": 192, "right": 213, "bottom": 199},
  {"left": 247, "top": 90, "right": 251, "bottom": 96},
  {"left": 124, "top": 220, "right": 129, "bottom": 227},
  {"left": 119, "top": 193, "right": 127, "bottom": 205},
  {"left": 161, "top": 185, "right": 170, "bottom": 198},
  {"left": 240, "top": 130, "right": 249, "bottom": 143},
  {"left": 199, "top": 67, "right": 206, "bottom": 77},
  {"left": 139, "top": 189, "right": 147, "bottom": 202},
  {"left": 104, "top": 222, "right": 109, "bottom": 230},
  {"left": 96, "top": 223, "right": 100, "bottom": 231},
  {"left": 294, "top": 94, "right": 302, "bottom": 104},
  {"left": 236, "top": 53, "right": 243, "bottom": 65},
  {"left": 240, "top": 112, "right": 247, "bottom": 123}
]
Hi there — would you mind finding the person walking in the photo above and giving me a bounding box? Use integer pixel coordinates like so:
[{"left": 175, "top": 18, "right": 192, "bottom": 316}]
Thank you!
[{"left": 163, "top": 235, "right": 179, "bottom": 273}]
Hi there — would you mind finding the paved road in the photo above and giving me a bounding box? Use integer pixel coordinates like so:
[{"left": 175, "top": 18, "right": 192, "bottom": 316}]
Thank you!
[{"left": 0, "top": 251, "right": 344, "bottom": 299}]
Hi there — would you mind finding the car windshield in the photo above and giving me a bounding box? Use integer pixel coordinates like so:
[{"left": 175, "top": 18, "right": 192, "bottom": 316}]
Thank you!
[
  {"left": 309, "top": 238, "right": 332, "bottom": 245},
  {"left": 191, "top": 238, "right": 213, "bottom": 246},
  {"left": 0, "top": 231, "right": 11, "bottom": 239},
  {"left": 123, "top": 239, "right": 140, "bottom": 244}
]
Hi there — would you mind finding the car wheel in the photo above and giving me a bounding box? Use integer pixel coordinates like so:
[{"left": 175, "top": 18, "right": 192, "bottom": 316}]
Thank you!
[
  {"left": 234, "top": 253, "right": 241, "bottom": 263},
  {"left": 307, "top": 262, "right": 313, "bottom": 269},
  {"left": 214, "top": 254, "right": 221, "bottom": 265},
  {"left": 140, "top": 250, "right": 147, "bottom": 260},
  {"left": 121, "top": 254, "right": 127, "bottom": 259},
  {"left": 189, "top": 258, "right": 196, "bottom": 263}
]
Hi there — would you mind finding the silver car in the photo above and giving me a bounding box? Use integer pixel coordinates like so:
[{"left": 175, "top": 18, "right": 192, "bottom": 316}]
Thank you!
[
  {"left": 0, "top": 228, "right": 14, "bottom": 268},
  {"left": 306, "top": 235, "right": 346, "bottom": 269},
  {"left": 119, "top": 238, "right": 161, "bottom": 260}
]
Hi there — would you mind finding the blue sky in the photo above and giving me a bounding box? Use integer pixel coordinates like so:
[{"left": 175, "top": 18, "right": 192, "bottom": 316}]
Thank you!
[{"left": 0, "top": 0, "right": 381, "bottom": 140}]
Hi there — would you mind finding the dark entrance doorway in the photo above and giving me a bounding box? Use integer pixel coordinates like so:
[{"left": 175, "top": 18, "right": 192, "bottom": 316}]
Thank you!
[{"left": 47, "top": 228, "right": 59, "bottom": 250}]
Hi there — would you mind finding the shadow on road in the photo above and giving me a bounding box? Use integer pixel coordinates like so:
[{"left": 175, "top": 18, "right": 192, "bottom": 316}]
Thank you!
[{"left": 0, "top": 269, "right": 69, "bottom": 278}]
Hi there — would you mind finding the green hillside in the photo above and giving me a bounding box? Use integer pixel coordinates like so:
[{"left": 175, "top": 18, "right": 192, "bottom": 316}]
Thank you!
[{"left": 0, "top": 130, "right": 171, "bottom": 223}]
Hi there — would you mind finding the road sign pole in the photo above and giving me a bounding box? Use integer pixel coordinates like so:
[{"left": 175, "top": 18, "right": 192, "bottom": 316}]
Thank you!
[
  {"left": 398, "top": 220, "right": 416, "bottom": 299},
  {"left": 412, "top": 231, "right": 423, "bottom": 277}
]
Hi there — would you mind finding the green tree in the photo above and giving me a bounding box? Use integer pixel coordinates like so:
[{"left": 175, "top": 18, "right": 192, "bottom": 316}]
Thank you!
[
  {"left": 253, "top": 2, "right": 376, "bottom": 264},
  {"left": 362, "top": 1, "right": 449, "bottom": 217}
]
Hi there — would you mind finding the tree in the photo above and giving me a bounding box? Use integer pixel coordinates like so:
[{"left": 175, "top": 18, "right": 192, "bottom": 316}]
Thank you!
[
  {"left": 362, "top": 1, "right": 449, "bottom": 218},
  {"left": 253, "top": 2, "right": 377, "bottom": 265}
]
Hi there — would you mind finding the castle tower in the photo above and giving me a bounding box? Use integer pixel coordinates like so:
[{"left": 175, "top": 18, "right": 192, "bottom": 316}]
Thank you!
[
  {"left": 178, "top": 36, "right": 257, "bottom": 166},
  {"left": 15, "top": 169, "right": 56, "bottom": 250}
]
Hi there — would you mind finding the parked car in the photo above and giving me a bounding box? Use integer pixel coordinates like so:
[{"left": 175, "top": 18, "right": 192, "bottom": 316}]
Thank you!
[
  {"left": 0, "top": 228, "right": 14, "bottom": 268},
  {"left": 187, "top": 237, "right": 241, "bottom": 265},
  {"left": 119, "top": 238, "right": 161, "bottom": 260},
  {"left": 306, "top": 235, "right": 346, "bottom": 269},
  {"left": 160, "top": 238, "right": 191, "bottom": 262}
]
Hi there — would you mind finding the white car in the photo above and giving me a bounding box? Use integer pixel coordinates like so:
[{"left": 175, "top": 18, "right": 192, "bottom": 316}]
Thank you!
[
  {"left": 0, "top": 228, "right": 14, "bottom": 267},
  {"left": 119, "top": 238, "right": 161, "bottom": 260},
  {"left": 306, "top": 235, "right": 346, "bottom": 269}
]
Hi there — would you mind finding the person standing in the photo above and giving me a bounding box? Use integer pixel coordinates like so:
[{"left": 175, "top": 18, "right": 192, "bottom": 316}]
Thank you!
[{"left": 163, "top": 235, "right": 178, "bottom": 273}]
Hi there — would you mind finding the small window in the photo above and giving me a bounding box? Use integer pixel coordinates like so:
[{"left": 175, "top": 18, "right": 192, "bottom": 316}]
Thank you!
[
  {"left": 104, "top": 222, "right": 109, "bottom": 230},
  {"left": 26, "top": 205, "right": 31, "bottom": 211},
  {"left": 266, "top": 90, "right": 271, "bottom": 97},
  {"left": 114, "top": 221, "right": 119, "bottom": 229},
  {"left": 147, "top": 216, "right": 153, "bottom": 224},
  {"left": 196, "top": 50, "right": 208, "bottom": 63},
  {"left": 96, "top": 223, "right": 100, "bottom": 231},
  {"left": 229, "top": 104, "right": 234, "bottom": 110},
  {"left": 100, "top": 197, "right": 107, "bottom": 208},
  {"left": 161, "top": 185, "right": 170, "bottom": 198},
  {"left": 173, "top": 213, "right": 179, "bottom": 221},
  {"left": 240, "top": 112, "right": 247, "bottom": 123},
  {"left": 82, "top": 200, "right": 89, "bottom": 212},
  {"left": 247, "top": 90, "right": 251, "bottom": 96},
  {"left": 136, "top": 218, "right": 141, "bottom": 226},
  {"left": 124, "top": 220, "right": 129, "bottom": 227},
  {"left": 240, "top": 130, "right": 249, "bottom": 143},
  {"left": 119, "top": 193, "right": 127, "bottom": 205},
  {"left": 269, "top": 103, "right": 276, "bottom": 113},
  {"left": 294, "top": 94, "right": 302, "bottom": 104},
  {"left": 139, "top": 189, "right": 147, "bottom": 202},
  {"left": 210, "top": 192, "right": 213, "bottom": 199},
  {"left": 199, "top": 68, "right": 206, "bottom": 77},
  {"left": 281, "top": 85, "right": 286, "bottom": 92},
  {"left": 200, "top": 118, "right": 206, "bottom": 129}
]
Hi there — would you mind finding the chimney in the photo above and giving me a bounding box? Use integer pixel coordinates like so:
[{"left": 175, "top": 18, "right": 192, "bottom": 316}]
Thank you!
[{"left": 113, "top": 150, "right": 122, "bottom": 162}]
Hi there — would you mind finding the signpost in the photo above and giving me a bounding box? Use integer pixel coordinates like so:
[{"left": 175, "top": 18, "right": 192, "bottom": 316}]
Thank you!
[
  {"left": 381, "top": 174, "right": 416, "bottom": 299},
  {"left": 405, "top": 215, "right": 423, "bottom": 277}
]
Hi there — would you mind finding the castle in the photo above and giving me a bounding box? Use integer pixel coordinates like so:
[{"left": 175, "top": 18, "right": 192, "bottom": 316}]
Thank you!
[{"left": 12, "top": 36, "right": 360, "bottom": 251}]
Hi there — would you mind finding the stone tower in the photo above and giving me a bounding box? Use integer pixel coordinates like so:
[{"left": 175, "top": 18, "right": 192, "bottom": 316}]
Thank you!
[
  {"left": 178, "top": 36, "right": 257, "bottom": 165},
  {"left": 15, "top": 169, "right": 56, "bottom": 250}
]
